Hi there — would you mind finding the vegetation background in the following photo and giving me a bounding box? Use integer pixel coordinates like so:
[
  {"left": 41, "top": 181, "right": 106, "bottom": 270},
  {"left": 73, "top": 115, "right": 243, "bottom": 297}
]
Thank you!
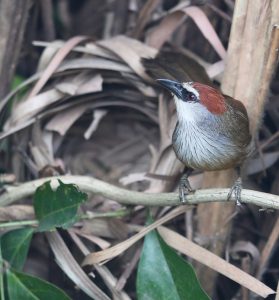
[{"left": 0, "top": 0, "right": 278, "bottom": 299}]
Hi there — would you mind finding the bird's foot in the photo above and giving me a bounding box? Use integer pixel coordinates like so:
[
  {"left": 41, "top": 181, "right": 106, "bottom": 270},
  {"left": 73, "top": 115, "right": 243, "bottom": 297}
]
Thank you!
[
  {"left": 179, "top": 173, "right": 194, "bottom": 203},
  {"left": 227, "top": 177, "right": 242, "bottom": 206}
]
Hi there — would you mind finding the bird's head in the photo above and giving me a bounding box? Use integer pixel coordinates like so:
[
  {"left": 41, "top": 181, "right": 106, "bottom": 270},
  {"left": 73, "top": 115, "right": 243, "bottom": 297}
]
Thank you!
[{"left": 156, "top": 79, "right": 226, "bottom": 122}]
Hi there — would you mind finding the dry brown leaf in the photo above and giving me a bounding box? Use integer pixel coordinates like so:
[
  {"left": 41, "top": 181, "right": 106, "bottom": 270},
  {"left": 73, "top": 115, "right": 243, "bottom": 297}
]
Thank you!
[
  {"left": 29, "top": 36, "right": 90, "bottom": 98},
  {"left": 0, "top": 96, "right": 158, "bottom": 140},
  {"left": 68, "top": 230, "right": 131, "bottom": 300},
  {"left": 82, "top": 218, "right": 129, "bottom": 240},
  {"left": 46, "top": 231, "right": 110, "bottom": 300},
  {"left": 146, "top": 11, "right": 186, "bottom": 49},
  {"left": 30, "top": 122, "right": 55, "bottom": 168},
  {"left": 59, "top": 57, "right": 132, "bottom": 73},
  {"left": 77, "top": 74, "right": 103, "bottom": 95},
  {"left": 206, "top": 60, "right": 225, "bottom": 79},
  {"left": 36, "top": 40, "right": 65, "bottom": 72},
  {"left": 45, "top": 104, "right": 90, "bottom": 136},
  {"left": 0, "top": 56, "right": 129, "bottom": 115},
  {"left": 230, "top": 241, "right": 261, "bottom": 268},
  {"left": 34, "top": 40, "right": 119, "bottom": 60},
  {"left": 182, "top": 6, "right": 226, "bottom": 59},
  {"left": 0, "top": 174, "right": 16, "bottom": 184},
  {"left": 82, "top": 206, "right": 189, "bottom": 266},
  {"left": 121, "top": 73, "right": 157, "bottom": 97},
  {"left": 257, "top": 217, "right": 279, "bottom": 278},
  {"left": 69, "top": 228, "right": 111, "bottom": 250},
  {"left": 7, "top": 89, "right": 64, "bottom": 127},
  {"left": 132, "top": 0, "right": 160, "bottom": 38},
  {"left": 247, "top": 151, "right": 279, "bottom": 175},
  {"left": 98, "top": 35, "right": 157, "bottom": 80},
  {"left": 55, "top": 72, "right": 103, "bottom": 96},
  {"left": 119, "top": 172, "right": 148, "bottom": 185},
  {"left": 55, "top": 82, "right": 78, "bottom": 96},
  {"left": 147, "top": 5, "right": 226, "bottom": 59},
  {"left": 6, "top": 73, "right": 103, "bottom": 130},
  {"left": 0, "top": 205, "right": 34, "bottom": 221},
  {"left": 0, "top": 57, "right": 131, "bottom": 125},
  {"left": 84, "top": 109, "right": 107, "bottom": 140},
  {"left": 158, "top": 226, "right": 275, "bottom": 299}
]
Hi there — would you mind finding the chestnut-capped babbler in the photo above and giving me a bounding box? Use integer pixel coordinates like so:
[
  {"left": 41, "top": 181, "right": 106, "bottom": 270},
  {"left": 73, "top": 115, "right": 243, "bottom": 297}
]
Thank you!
[
  {"left": 142, "top": 53, "right": 252, "bottom": 203},
  {"left": 156, "top": 79, "right": 253, "bottom": 203}
]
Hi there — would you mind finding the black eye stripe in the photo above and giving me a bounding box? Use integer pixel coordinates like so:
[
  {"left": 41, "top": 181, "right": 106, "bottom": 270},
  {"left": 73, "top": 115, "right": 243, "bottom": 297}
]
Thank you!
[{"left": 181, "top": 89, "right": 198, "bottom": 102}]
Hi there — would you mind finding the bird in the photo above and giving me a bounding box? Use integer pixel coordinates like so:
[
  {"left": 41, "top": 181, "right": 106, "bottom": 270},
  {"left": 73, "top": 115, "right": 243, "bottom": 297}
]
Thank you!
[{"left": 155, "top": 79, "right": 253, "bottom": 203}]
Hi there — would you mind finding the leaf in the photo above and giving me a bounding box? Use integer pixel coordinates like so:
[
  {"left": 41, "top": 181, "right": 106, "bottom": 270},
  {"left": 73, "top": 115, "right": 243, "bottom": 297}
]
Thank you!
[
  {"left": 246, "top": 151, "right": 279, "bottom": 175},
  {"left": 10, "top": 89, "right": 64, "bottom": 125},
  {"left": 158, "top": 226, "right": 275, "bottom": 298},
  {"left": 1, "top": 228, "right": 34, "bottom": 270},
  {"left": 34, "top": 180, "right": 87, "bottom": 232},
  {"left": 0, "top": 205, "right": 34, "bottom": 222},
  {"left": 46, "top": 231, "right": 110, "bottom": 300},
  {"left": 147, "top": 4, "right": 226, "bottom": 59},
  {"left": 98, "top": 35, "right": 157, "bottom": 80},
  {"left": 45, "top": 104, "right": 90, "bottom": 136},
  {"left": 6, "top": 270, "right": 71, "bottom": 300},
  {"left": 137, "top": 229, "right": 210, "bottom": 300},
  {"left": 29, "top": 36, "right": 89, "bottom": 98}
]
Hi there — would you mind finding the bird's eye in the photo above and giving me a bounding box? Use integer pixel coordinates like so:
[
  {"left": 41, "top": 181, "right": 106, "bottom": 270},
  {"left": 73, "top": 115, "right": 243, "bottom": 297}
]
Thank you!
[
  {"left": 181, "top": 89, "right": 198, "bottom": 102},
  {"left": 182, "top": 91, "right": 197, "bottom": 102}
]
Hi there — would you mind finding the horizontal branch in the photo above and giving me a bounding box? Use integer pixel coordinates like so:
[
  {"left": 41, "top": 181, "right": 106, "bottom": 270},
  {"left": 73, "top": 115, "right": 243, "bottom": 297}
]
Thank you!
[{"left": 1, "top": 175, "right": 279, "bottom": 209}]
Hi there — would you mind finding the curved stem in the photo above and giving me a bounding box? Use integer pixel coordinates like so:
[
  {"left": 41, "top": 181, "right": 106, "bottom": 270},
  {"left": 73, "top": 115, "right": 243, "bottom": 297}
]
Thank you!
[{"left": 1, "top": 175, "right": 279, "bottom": 209}]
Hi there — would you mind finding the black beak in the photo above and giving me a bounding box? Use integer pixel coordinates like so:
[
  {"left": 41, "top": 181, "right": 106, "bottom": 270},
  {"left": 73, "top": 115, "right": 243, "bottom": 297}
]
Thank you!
[{"left": 156, "top": 79, "right": 183, "bottom": 99}]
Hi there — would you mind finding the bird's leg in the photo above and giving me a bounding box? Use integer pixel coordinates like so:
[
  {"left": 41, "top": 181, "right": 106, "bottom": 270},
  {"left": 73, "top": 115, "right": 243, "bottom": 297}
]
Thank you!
[
  {"left": 227, "top": 167, "right": 242, "bottom": 205},
  {"left": 179, "top": 168, "right": 194, "bottom": 203}
]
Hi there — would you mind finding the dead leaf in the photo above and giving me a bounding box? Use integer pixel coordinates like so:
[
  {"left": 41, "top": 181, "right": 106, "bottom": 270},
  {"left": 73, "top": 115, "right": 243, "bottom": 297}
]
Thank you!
[
  {"left": 46, "top": 231, "right": 110, "bottom": 300},
  {"left": 247, "top": 151, "right": 279, "bottom": 175},
  {"left": 98, "top": 35, "right": 157, "bottom": 80},
  {"left": 82, "top": 206, "right": 189, "bottom": 266},
  {"left": 45, "top": 104, "right": 90, "bottom": 136},
  {"left": 84, "top": 109, "right": 108, "bottom": 140},
  {"left": 0, "top": 205, "right": 34, "bottom": 221},
  {"left": 29, "top": 36, "right": 90, "bottom": 98},
  {"left": 147, "top": 4, "right": 226, "bottom": 59},
  {"left": 158, "top": 226, "right": 275, "bottom": 299}
]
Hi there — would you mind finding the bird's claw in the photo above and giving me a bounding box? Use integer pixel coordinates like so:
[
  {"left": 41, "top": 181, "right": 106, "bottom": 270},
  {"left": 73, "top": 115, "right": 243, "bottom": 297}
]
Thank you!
[
  {"left": 179, "top": 174, "right": 194, "bottom": 203},
  {"left": 227, "top": 177, "right": 242, "bottom": 206}
]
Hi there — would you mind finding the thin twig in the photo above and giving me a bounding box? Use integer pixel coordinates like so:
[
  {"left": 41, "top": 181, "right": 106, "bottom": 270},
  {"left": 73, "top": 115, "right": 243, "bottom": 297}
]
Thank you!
[{"left": 0, "top": 175, "right": 279, "bottom": 209}]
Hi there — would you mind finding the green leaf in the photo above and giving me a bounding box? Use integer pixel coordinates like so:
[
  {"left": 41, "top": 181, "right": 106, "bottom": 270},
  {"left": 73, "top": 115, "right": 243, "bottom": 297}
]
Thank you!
[
  {"left": 11, "top": 75, "right": 25, "bottom": 90},
  {"left": 0, "top": 245, "right": 5, "bottom": 300},
  {"left": 137, "top": 229, "right": 211, "bottom": 300},
  {"left": 34, "top": 180, "right": 87, "bottom": 232},
  {"left": 6, "top": 270, "right": 71, "bottom": 300},
  {"left": 1, "top": 228, "right": 34, "bottom": 270}
]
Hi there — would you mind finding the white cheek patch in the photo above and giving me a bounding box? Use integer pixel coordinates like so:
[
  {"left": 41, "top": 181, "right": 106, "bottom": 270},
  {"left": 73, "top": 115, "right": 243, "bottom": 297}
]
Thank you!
[
  {"left": 174, "top": 95, "right": 207, "bottom": 123},
  {"left": 182, "top": 82, "right": 199, "bottom": 98}
]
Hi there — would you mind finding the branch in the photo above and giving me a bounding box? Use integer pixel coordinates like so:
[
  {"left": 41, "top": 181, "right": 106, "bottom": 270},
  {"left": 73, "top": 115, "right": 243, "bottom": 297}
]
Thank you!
[{"left": 1, "top": 175, "right": 279, "bottom": 209}]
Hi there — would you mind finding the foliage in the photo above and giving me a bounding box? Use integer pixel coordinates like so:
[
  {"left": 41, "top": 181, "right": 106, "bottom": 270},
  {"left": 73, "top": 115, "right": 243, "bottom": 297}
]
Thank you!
[
  {"left": 137, "top": 229, "right": 210, "bottom": 300},
  {"left": 0, "top": 0, "right": 278, "bottom": 299}
]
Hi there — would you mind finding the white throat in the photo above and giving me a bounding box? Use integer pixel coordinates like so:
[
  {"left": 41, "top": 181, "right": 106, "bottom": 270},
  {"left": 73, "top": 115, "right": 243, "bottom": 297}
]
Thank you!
[
  {"left": 172, "top": 96, "right": 241, "bottom": 170},
  {"left": 173, "top": 95, "right": 209, "bottom": 123}
]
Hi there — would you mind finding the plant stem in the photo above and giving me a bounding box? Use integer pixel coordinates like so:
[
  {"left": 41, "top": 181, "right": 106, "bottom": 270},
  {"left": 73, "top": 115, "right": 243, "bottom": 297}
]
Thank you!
[
  {"left": 81, "top": 208, "right": 130, "bottom": 220},
  {"left": 0, "top": 175, "right": 279, "bottom": 209},
  {"left": 0, "top": 246, "right": 5, "bottom": 300},
  {"left": 0, "top": 220, "right": 38, "bottom": 229}
]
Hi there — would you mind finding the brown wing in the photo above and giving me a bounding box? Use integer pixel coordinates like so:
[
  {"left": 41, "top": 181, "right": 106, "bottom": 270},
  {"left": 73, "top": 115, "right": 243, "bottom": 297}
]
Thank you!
[
  {"left": 224, "top": 95, "right": 252, "bottom": 148},
  {"left": 141, "top": 51, "right": 212, "bottom": 85}
]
